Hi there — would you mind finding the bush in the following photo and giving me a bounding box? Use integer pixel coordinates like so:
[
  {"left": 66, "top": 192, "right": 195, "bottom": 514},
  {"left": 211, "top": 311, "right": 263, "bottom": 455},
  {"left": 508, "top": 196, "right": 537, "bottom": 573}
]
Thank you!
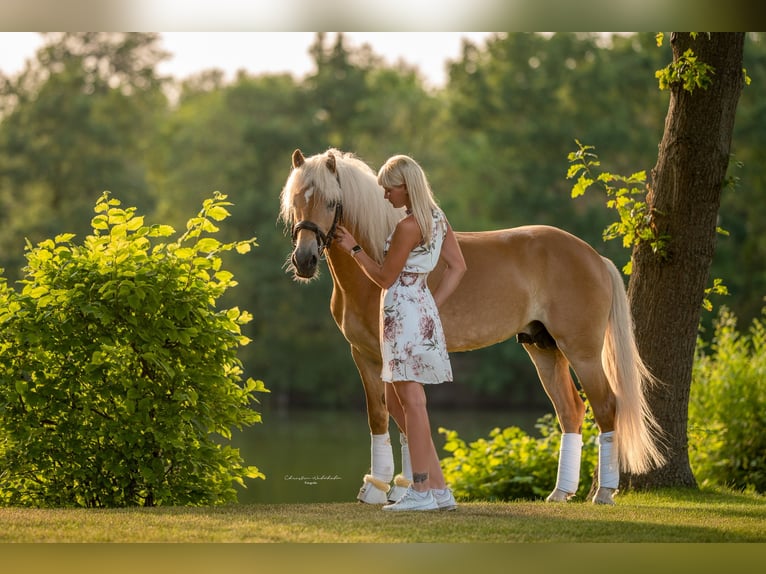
[
  {"left": 439, "top": 409, "right": 599, "bottom": 501},
  {"left": 689, "top": 307, "right": 766, "bottom": 493},
  {"left": 0, "top": 192, "right": 268, "bottom": 507}
]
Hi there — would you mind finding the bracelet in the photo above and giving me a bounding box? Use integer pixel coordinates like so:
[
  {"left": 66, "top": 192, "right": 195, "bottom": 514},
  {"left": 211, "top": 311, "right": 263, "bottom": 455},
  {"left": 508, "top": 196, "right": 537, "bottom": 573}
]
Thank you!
[{"left": 350, "top": 245, "right": 363, "bottom": 257}]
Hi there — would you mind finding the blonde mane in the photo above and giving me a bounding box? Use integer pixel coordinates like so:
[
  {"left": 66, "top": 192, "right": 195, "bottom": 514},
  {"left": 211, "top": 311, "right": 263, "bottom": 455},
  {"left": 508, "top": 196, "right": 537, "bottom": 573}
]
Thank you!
[{"left": 280, "top": 149, "right": 404, "bottom": 262}]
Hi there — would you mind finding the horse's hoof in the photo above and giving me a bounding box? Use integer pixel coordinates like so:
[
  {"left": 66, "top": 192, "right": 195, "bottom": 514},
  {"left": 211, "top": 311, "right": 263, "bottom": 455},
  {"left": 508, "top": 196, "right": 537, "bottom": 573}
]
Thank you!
[
  {"left": 592, "top": 487, "right": 618, "bottom": 505},
  {"left": 357, "top": 475, "right": 390, "bottom": 504},
  {"left": 545, "top": 488, "right": 574, "bottom": 502}
]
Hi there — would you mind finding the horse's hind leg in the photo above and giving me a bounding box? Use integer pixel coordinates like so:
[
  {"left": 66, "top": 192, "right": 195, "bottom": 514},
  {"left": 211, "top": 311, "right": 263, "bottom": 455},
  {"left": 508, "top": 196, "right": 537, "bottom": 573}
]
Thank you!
[
  {"left": 565, "top": 353, "right": 619, "bottom": 505},
  {"left": 523, "top": 343, "right": 586, "bottom": 502}
]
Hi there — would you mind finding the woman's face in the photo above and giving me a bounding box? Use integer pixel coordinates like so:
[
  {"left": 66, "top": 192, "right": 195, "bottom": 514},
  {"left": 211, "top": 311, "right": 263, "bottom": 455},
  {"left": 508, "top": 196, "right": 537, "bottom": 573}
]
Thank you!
[{"left": 383, "top": 183, "right": 409, "bottom": 210}]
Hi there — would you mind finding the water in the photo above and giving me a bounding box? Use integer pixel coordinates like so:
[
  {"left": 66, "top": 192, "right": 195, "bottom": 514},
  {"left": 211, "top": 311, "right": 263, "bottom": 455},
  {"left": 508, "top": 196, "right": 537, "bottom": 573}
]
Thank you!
[{"left": 231, "top": 407, "right": 547, "bottom": 504}]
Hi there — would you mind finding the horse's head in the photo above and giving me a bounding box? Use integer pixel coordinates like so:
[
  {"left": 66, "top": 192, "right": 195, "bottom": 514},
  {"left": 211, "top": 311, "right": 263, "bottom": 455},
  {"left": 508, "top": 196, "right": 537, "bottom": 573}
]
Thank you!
[
  {"left": 280, "top": 149, "right": 344, "bottom": 280},
  {"left": 280, "top": 148, "right": 403, "bottom": 281}
]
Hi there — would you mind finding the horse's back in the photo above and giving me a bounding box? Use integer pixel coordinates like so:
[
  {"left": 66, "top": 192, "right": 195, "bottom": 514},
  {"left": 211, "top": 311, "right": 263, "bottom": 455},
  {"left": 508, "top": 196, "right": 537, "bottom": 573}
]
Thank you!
[
  {"left": 434, "top": 225, "right": 613, "bottom": 351},
  {"left": 449, "top": 224, "right": 607, "bottom": 287}
]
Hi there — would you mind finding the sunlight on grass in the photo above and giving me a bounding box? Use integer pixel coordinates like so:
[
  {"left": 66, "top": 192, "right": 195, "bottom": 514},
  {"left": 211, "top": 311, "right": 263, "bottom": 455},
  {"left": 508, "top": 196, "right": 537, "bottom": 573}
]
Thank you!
[{"left": 0, "top": 488, "right": 763, "bottom": 543}]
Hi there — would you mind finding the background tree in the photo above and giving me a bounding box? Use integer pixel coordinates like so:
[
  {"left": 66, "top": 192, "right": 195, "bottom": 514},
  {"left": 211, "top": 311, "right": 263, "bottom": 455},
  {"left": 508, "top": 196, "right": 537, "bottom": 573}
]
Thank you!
[
  {"left": 2, "top": 32, "right": 765, "bottom": 415},
  {"left": 626, "top": 33, "right": 746, "bottom": 489},
  {"left": 0, "top": 32, "right": 168, "bottom": 282}
]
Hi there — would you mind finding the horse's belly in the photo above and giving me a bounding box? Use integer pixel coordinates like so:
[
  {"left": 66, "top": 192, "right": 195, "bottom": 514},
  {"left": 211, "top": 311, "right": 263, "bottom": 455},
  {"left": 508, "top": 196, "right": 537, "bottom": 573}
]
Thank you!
[{"left": 439, "top": 279, "right": 531, "bottom": 352}]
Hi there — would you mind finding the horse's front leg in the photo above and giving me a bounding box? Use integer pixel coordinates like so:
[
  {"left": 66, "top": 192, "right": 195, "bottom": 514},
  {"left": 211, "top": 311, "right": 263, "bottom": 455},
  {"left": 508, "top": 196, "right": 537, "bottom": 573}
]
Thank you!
[{"left": 350, "top": 346, "right": 398, "bottom": 504}]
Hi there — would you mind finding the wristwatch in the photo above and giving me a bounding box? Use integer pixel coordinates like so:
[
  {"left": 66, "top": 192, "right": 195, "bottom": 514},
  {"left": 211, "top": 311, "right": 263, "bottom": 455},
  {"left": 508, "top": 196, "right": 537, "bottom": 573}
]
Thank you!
[{"left": 351, "top": 245, "right": 363, "bottom": 256}]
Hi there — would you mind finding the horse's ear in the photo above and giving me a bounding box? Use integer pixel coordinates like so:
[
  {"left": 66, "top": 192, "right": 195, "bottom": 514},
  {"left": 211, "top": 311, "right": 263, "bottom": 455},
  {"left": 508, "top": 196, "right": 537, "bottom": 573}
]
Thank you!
[
  {"left": 292, "top": 149, "right": 305, "bottom": 168},
  {"left": 326, "top": 152, "right": 337, "bottom": 174}
]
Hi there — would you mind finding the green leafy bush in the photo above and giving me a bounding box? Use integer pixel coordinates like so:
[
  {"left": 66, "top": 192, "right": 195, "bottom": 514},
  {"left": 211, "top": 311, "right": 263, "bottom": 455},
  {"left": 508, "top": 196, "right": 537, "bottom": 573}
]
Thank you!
[
  {"left": 0, "top": 192, "right": 268, "bottom": 507},
  {"left": 689, "top": 307, "right": 766, "bottom": 493},
  {"left": 439, "top": 410, "right": 599, "bottom": 501}
]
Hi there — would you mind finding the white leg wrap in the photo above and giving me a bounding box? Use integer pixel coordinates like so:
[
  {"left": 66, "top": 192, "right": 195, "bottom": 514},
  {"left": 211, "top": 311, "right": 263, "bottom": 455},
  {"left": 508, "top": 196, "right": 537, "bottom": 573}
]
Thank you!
[
  {"left": 400, "top": 433, "right": 413, "bottom": 481},
  {"left": 554, "top": 433, "right": 583, "bottom": 494},
  {"left": 357, "top": 433, "right": 395, "bottom": 504},
  {"left": 371, "top": 432, "right": 394, "bottom": 483},
  {"left": 598, "top": 431, "right": 619, "bottom": 489}
]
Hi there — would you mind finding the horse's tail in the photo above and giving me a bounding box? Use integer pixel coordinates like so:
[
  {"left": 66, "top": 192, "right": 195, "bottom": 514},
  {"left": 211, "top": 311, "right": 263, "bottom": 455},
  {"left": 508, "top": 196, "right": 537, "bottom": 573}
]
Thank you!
[{"left": 601, "top": 256, "right": 666, "bottom": 474}]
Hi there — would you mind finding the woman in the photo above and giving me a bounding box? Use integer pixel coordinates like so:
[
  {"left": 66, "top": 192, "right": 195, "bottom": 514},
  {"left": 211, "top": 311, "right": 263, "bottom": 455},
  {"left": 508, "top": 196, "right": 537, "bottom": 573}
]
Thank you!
[{"left": 335, "top": 154, "right": 467, "bottom": 511}]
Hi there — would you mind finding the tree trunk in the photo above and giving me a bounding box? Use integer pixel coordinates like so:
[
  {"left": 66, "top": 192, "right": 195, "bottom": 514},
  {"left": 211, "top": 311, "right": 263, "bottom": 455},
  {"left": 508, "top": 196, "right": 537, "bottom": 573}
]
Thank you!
[{"left": 624, "top": 33, "right": 745, "bottom": 490}]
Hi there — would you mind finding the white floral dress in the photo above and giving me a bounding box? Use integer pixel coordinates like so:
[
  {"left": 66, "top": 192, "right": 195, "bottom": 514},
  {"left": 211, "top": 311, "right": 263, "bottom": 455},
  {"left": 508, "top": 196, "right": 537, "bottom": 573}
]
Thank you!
[{"left": 380, "top": 208, "right": 452, "bottom": 385}]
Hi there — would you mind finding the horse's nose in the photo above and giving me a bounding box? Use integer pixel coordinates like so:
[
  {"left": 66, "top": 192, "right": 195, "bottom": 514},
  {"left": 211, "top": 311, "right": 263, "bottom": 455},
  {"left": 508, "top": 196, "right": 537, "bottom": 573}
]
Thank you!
[{"left": 292, "top": 247, "right": 318, "bottom": 278}]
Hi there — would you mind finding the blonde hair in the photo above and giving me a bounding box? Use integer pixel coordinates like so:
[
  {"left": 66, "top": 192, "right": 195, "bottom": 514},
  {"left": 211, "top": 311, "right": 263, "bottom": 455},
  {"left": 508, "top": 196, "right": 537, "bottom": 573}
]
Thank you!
[{"left": 377, "top": 155, "right": 440, "bottom": 247}]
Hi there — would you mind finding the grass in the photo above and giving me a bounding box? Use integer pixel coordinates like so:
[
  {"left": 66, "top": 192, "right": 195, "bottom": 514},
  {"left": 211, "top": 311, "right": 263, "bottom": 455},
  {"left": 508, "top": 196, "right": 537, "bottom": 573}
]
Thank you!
[{"left": 1, "top": 487, "right": 763, "bottom": 543}]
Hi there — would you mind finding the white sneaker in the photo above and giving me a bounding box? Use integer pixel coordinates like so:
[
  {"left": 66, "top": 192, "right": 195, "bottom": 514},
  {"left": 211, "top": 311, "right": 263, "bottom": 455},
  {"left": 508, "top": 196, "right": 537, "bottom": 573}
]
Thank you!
[
  {"left": 432, "top": 488, "right": 457, "bottom": 511},
  {"left": 382, "top": 486, "right": 438, "bottom": 511}
]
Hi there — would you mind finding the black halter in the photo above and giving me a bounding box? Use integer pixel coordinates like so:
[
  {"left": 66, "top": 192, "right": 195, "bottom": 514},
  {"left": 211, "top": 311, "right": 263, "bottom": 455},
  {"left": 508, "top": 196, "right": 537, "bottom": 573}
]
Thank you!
[
  {"left": 291, "top": 201, "right": 343, "bottom": 259},
  {"left": 290, "top": 170, "right": 344, "bottom": 259}
]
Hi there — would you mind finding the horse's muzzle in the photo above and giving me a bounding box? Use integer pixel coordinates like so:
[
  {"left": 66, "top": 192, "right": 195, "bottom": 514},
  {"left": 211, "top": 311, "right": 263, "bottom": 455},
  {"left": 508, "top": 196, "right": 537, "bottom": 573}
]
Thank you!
[{"left": 291, "top": 247, "right": 318, "bottom": 279}]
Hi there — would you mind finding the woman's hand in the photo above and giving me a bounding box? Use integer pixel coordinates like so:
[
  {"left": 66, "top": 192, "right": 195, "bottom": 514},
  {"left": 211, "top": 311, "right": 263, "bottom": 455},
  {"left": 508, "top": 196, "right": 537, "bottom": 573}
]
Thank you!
[{"left": 334, "top": 225, "right": 359, "bottom": 254}]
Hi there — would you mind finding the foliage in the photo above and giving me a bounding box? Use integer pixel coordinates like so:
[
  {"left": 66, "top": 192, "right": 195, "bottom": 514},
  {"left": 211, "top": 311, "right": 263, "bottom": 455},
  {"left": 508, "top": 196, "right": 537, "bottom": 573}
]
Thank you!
[
  {"left": 689, "top": 306, "right": 766, "bottom": 493},
  {"left": 567, "top": 139, "right": 667, "bottom": 274},
  {"left": 439, "top": 409, "right": 599, "bottom": 501},
  {"left": 567, "top": 137, "right": 731, "bottom": 312},
  {"left": 654, "top": 32, "right": 752, "bottom": 94},
  {"left": 0, "top": 33, "right": 168, "bottom": 282},
  {"left": 653, "top": 32, "right": 718, "bottom": 93},
  {"left": 0, "top": 192, "right": 267, "bottom": 507},
  {"left": 2, "top": 32, "right": 766, "bottom": 407},
  {"left": 656, "top": 47, "right": 716, "bottom": 92}
]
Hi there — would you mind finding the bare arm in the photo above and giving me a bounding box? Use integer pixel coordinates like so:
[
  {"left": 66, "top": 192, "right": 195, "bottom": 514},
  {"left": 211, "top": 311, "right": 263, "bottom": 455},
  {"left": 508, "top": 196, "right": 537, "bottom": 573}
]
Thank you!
[
  {"left": 431, "top": 223, "right": 467, "bottom": 308},
  {"left": 335, "top": 220, "right": 421, "bottom": 289}
]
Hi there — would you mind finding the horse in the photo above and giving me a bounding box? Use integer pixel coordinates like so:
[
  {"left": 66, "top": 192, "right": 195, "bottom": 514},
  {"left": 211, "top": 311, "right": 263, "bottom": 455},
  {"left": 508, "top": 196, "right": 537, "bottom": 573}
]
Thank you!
[{"left": 279, "top": 147, "right": 665, "bottom": 505}]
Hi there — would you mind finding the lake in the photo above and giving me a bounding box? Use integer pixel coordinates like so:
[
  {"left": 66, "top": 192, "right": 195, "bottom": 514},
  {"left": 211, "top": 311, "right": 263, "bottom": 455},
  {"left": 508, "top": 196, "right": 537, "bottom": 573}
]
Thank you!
[{"left": 231, "top": 406, "right": 548, "bottom": 504}]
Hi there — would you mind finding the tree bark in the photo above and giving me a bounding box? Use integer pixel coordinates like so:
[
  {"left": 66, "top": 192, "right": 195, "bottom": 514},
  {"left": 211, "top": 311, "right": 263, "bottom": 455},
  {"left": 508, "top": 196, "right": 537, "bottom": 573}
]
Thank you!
[{"left": 624, "top": 33, "right": 745, "bottom": 490}]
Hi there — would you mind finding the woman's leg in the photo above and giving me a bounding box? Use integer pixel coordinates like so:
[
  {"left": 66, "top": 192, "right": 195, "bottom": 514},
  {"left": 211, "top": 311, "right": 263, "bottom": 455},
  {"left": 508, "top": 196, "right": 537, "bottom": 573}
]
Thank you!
[{"left": 391, "top": 381, "right": 446, "bottom": 491}]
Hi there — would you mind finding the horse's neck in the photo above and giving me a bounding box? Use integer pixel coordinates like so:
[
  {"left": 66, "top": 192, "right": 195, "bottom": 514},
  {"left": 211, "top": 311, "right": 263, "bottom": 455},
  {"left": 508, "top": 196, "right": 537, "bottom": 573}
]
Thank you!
[
  {"left": 327, "top": 243, "right": 371, "bottom": 288},
  {"left": 325, "top": 241, "right": 381, "bottom": 305}
]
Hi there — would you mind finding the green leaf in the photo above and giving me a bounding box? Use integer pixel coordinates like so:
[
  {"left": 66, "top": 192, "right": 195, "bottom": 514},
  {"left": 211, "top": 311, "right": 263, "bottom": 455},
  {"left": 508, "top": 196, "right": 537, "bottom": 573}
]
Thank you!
[
  {"left": 55, "top": 233, "right": 76, "bottom": 244},
  {"left": 196, "top": 238, "right": 220, "bottom": 253},
  {"left": 215, "top": 270, "right": 234, "bottom": 283},
  {"left": 566, "top": 163, "right": 585, "bottom": 179},
  {"left": 149, "top": 224, "right": 175, "bottom": 237},
  {"left": 570, "top": 174, "right": 593, "bottom": 198},
  {"left": 126, "top": 216, "right": 145, "bottom": 231},
  {"left": 207, "top": 206, "right": 230, "bottom": 221}
]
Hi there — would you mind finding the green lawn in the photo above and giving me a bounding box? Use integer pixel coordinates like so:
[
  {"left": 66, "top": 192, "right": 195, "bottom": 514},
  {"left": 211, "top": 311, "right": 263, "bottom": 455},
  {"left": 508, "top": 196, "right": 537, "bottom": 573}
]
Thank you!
[
  {"left": 1, "top": 487, "right": 763, "bottom": 543},
  {"left": 3, "top": 488, "right": 764, "bottom": 574}
]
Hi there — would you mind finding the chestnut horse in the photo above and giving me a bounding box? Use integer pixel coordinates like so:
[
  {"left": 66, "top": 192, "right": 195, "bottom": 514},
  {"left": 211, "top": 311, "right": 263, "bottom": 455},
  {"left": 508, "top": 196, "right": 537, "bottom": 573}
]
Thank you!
[{"left": 279, "top": 148, "right": 664, "bottom": 505}]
